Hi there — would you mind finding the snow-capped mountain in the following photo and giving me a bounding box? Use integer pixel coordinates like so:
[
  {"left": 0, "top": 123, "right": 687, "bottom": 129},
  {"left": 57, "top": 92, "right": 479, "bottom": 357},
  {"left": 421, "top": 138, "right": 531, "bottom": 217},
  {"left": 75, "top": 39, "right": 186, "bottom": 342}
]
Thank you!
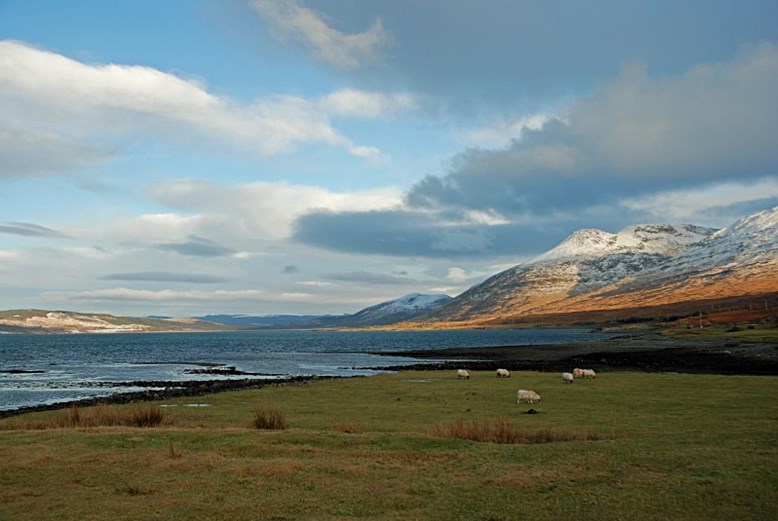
[
  {"left": 427, "top": 207, "right": 777, "bottom": 324},
  {"left": 585, "top": 206, "right": 778, "bottom": 308},
  {"left": 533, "top": 224, "right": 715, "bottom": 261}
]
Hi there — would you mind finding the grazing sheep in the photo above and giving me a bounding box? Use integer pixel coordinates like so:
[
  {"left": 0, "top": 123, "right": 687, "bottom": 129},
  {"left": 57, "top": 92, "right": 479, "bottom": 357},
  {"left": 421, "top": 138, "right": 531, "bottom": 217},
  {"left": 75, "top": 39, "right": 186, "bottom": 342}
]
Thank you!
[
  {"left": 561, "top": 372, "right": 574, "bottom": 384},
  {"left": 457, "top": 369, "right": 470, "bottom": 379},
  {"left": 582, "top": 369, "right": 597, "bottom": 379},
  {"left": 496, "top": 368, "right": 510, "bottom": 378},
  {"left": 517, "top": 389, "right": 541, "bottom": 404},
  {"left": 573, "top": 368, "right": 584, "bottom": 379}
]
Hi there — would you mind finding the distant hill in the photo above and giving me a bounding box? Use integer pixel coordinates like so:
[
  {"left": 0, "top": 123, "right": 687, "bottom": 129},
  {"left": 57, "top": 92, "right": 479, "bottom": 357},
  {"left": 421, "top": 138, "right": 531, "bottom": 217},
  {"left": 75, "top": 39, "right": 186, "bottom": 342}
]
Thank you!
[
  {"left": 199, "top": 293, "right": 452, "bottom": 329},
  {"left": 0, "top": 309, "right": 230, "bottom": 334},
  {"left": 0, "top": 293, "right": 452, "bottom": 334},
  {"left": 197, "top": 314, "right": 328, "bottom": 328}
]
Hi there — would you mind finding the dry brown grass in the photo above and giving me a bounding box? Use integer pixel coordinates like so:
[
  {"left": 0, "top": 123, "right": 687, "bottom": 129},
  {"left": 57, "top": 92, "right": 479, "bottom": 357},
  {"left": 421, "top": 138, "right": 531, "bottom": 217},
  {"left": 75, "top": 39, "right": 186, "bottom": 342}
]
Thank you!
[
  {"left": 251, "top": 405, "right": 288, "bottom": 430},
  {"left": 128, "top": 405, "right": 164, "bottom": 427},
  {"left": 334, "top": 420, "right": 362, "bottom": 434},
  {"left": 0, "top": 404, "right": 164, "bottom": 430},
  {"left": 429, "top": 417, "right": 603, "bottom": 444}
]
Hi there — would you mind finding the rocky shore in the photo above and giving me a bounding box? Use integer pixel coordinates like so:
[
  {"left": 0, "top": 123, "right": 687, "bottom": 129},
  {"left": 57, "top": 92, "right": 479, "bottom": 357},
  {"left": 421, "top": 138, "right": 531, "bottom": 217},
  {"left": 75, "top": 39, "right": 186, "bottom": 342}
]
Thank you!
[{"left": 372, "top": 332, "right": 778, "bottom": 375}]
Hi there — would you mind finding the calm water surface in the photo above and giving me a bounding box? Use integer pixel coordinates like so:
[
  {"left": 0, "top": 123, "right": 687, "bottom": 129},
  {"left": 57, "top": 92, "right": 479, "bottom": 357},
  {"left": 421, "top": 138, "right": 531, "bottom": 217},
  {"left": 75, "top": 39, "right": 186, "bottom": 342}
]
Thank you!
[{"left": 0, "top": 328, "right": 606, "bottom": 411}]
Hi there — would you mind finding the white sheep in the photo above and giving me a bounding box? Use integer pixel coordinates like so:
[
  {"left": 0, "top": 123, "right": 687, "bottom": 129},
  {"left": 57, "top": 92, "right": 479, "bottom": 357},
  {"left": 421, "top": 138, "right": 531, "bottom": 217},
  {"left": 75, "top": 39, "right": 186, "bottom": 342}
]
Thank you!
[
  {"left": 517, "top": 389, "right": 541, "bottom": 404},
  {"left": 582, "top": 369, "right": 597, "bottom": 379},
  {"left": 561, "top": 372, "right": 574, "bottom": 384},
  {"left": 457, "top": 369, "right": 470, "bottom": 379},
  {"left": 496, "top": 368, "right": 510, "bottom": 378},
  {"left": 573, "top": 368, "right": 584, "bottom": 379}
]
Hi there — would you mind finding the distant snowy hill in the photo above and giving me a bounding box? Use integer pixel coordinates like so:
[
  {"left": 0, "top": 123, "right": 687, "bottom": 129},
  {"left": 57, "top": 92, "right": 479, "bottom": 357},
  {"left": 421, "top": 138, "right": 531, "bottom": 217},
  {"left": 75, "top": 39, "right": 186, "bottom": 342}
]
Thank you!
[
  {"left": 0, "top": 310, "right": 226, "bottom": 334},
  {"left": 198, "top": 293, "right": 452, "bottom": 329},
  {"left": 338, "top": 293, "right": 452, "bottom": 326},
  {"left": 426, "top": 206, "right": 777, "bottom": 324},
  {"left": 198, "top": 314, "right": 328, "bottom": 328}
]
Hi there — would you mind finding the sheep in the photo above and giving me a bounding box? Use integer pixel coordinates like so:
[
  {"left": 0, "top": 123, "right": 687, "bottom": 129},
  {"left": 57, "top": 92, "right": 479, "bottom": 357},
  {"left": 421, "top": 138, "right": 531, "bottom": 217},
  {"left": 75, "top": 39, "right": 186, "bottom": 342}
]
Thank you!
[
  {"left": 517, "top": 389, "right": 541, "bottom": 404},
  {"left": 496, "top": 368, "right": 510, "bottom": 378},
  {"left": 561, "top": 372, "right": 574, "bottom": 384},
  {"left": 573, "top": 368, "right": 584, "bottom": 379},
  {"left": 582, "top": 369, "right": 597, "bottom": 379},
  {"left": 457, "top": 369, "right": 470, "bottom": 379}
]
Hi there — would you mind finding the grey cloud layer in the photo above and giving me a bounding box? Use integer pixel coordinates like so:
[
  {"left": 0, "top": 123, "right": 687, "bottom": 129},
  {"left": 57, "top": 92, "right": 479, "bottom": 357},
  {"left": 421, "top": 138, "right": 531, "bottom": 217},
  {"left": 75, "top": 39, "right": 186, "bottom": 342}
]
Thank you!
[
  {"left": 156, "top": 235, "right": 235, "bottom": 257},
  {"left": 0, "top": 222, "right": 70, "bottom": 238},
  {"left": 305, "top": 0, "right": 778, "bottom": 110},
  {"left": 100, "top": 272, "right": 229, "bottom": 284},
  {"left": 294, "top": 209, "right": 556, "bottom": 258},
  {"left": 294, "top": 44, "right": 778, "bottom": 258}
]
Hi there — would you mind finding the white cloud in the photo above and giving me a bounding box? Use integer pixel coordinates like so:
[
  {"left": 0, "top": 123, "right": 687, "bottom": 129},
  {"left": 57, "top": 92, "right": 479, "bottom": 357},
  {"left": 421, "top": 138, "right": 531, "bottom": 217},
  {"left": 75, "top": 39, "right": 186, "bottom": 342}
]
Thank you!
[
  {"left": 280, "top": 292, "right": 312, "bottom": 299},
  {"left": 465, "top": 210, "right": 510, "bottom": 226},
  {"left": 572, "top": 43, "right": 778, "bottom": 178},
  {"left": 43, "top": 288, "right": 266, "bottom": 302},
  {"left": 445, "top": 267, "right": 468, "bottom": 282},
  {"left": 298, "top": 280, "right": 333, "bottom": 287},
  {"left": 0, "top": 127, "right": 114, "bottom": 177},
  {"left": 250, "top": 0, "right": 390, "bottom": 69},
  {"left": 0, "top": 40, "right": 403, "bottom": 177},
  {"left": 620, "top": 177, "right": 778, "bottom": 223},
  {"left": 95, "top": 213, "right": 206, "bottom": 246},
  {"left": 148, "top": 179, "right": 404, "bottom": 240},
  {"left": 461, "top": 113, "right": 553, "bottom": 148},
  {"left": 321, "top": 89, "right": 416, "bottom": 118}
]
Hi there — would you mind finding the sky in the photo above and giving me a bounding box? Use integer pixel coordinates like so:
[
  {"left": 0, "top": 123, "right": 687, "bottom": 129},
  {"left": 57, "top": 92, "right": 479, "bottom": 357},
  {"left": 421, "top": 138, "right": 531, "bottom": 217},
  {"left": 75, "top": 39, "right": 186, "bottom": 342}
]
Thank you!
[{"left": 1, "top": 0, "right": 777, "bottom": 317}]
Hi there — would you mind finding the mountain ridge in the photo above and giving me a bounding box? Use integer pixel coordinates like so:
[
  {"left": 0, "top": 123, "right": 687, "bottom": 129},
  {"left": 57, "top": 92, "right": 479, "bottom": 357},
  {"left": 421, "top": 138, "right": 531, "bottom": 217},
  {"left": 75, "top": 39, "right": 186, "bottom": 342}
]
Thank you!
[{"left": 422, "top": 206, "right": 778, "bottom": 326}]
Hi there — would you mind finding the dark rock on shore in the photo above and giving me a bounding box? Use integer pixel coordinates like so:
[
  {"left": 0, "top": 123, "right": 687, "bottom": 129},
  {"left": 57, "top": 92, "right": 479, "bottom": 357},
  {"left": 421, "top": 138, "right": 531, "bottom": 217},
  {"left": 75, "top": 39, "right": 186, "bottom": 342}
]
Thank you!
[{"left": 369, "top": 333, "right": 778, "bottom": 375}]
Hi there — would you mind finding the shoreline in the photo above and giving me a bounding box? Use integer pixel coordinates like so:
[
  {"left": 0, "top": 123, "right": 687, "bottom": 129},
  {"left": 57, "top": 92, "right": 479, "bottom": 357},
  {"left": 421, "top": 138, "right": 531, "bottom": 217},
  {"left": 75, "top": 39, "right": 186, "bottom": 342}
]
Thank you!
[
  {"left": 2, "top": 333, "right": 776, "bottom": 418},
  {"left": 0, "top": 375, "right": 337, "bottom": 419}
]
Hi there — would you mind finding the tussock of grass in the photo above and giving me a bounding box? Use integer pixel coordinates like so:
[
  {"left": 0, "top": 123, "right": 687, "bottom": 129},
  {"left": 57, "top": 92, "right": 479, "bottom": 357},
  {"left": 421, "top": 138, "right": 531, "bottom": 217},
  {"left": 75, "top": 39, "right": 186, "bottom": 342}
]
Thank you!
[
  {"left": 128, "top": 405, "right": 164, "bottom": 427},
  {"left": 251, "top": 405, "right": 288, "bottom": 430},
  {"left": 429, "top": 417, "right": 603, "bottom": 444}
]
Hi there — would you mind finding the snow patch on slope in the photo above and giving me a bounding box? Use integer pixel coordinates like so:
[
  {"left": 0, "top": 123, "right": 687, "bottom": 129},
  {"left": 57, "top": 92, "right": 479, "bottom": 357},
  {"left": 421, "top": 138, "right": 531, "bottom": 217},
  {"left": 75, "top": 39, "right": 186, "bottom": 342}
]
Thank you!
[
  {"left": 534, "top": 224, "right": 715, "bottom": 262},
  {"left": 621, "top": 205, "right": 778, "bottom": 288},
  {"left": 345, "top": 293, "right": 452, "bottom": 325},
  {"left": 377, "top": 293, "right": 452, "bottom": 313}
]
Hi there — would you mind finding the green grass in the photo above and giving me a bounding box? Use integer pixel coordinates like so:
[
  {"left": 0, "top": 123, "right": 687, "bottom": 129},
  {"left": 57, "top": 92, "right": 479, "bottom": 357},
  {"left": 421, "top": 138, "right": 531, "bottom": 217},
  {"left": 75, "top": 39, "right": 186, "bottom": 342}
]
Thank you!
[
  {"left": 1, "top": 370, "right": 777, "bottom": 520},
  {"left": 661, "top": 323, "right": 778, "bottom": 341}
]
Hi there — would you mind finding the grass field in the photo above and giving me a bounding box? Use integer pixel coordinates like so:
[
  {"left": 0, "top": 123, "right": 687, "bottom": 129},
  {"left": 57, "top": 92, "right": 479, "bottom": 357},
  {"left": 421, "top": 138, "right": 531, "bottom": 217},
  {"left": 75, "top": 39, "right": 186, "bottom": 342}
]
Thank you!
[{"left": 1, "top": 370, "right": 777, "bottom": 520}]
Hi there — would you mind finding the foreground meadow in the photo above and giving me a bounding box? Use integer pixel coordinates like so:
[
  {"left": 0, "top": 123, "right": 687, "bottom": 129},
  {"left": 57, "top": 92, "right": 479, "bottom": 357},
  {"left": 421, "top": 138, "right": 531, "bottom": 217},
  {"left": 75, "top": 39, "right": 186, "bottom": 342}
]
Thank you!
[{"left": 1, "top": 370, "right": 777, "bottom": 520}]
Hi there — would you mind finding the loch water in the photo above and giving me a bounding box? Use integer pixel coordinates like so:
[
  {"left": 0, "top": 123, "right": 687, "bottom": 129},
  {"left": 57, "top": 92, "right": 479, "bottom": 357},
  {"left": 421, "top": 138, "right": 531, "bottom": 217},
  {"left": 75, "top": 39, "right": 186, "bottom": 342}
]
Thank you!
[{"left": 0, "top": 328, "right": 607, "bottom": 411}]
